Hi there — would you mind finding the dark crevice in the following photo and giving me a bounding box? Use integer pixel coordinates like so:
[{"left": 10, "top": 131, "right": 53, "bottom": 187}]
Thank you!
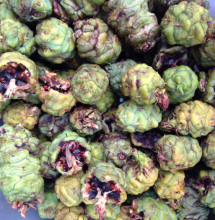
[
  {"left": 39, "top": 75, "right": 71, "bottom": 94},
  {"left": 0, "top": 63, "right": 30, "bottom": 95},
  {"left": 55, "top": 140, "right": 87, "bottom": 171},
  {"left": 88, "top": 176, "right": 121, "bottom": 202}
]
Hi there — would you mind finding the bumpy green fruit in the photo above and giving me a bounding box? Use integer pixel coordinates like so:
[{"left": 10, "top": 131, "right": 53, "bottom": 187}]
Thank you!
[
  {"left": 116, "top": 100, "right": 162, "bottom": 133},
  {"left": 38, "top": 141, "right": 59, "bottom": 179},
  {"left": 160, "top": 100, "right": 215, "bottom": 138},
  {"left": 0, "top": 0, "right": 16, "bottom": 21},
  {"left": 103, "top": 0, "right": 159, "bottom": 52},
  {"left": 74, "top": 18, "right": 121, "bottom": 65},
  {"left": 198, "top": 70, "right": 215, "bottom": 107},
  {"left": 105, "top": 59, "right": 137, "bottom": 96},
  {"left": 163, "top": 65, "right": 198, "bottom": 104},
  {"left": 3, "top": 101, "right": 41, "bottom": 130},
  {"left": 55, "top": 203, "right": 87, "bottom": 220},
  {"left": 38, "top": 113, "right": 71, "bottom": 139},
  {"left": 161, "top": 2, "right": 213, "bottom": 47},
  {"left": 192, "top": 32, "right": 215, "bottom": 68},
  {"left": 153, "top": 0, "right": 209, "bottom": 19},
  {"left": 156, "top": 135, "right": 202, "bottom": 171},
  {"left": 196, "top": 170, "right": 215, "bottom": 208},
  {"left": 0, "top": 124, "right": 40, "bottom": 156},
  {"left": 71, "top": 64, "right": 109, "bottom": 104},
  {"left": 0, "top": 125, "right": 44, "bottom": 203},
  {"left": 89, "top": 142, "right": 106, "bottom": 164},
  {"left": 0, "top": 148, "right": 44, "bottom": 203},
  {"left": 202, "top": 131, "right": 215, "bottom": 169},
  {"left": 130, "top": 197, "right": 177, "bottom": 219},
  {"left": 57, "top": 0, "right": 100, "bottom": 21},
  {"left": 94, "top": 87, "right": 115, "bottom": 113},
  {"left": 38, "top": 190, "right": 58, "bottom": 219},
  {"left": 177, "top": 182, "right": 210, "bottom": 220},
  {"left": 123, "top": 149, "right": 158, "bottom": 195},
  {"left": 9, "top": 0, "right": 52, "bottom": 22},
  {"left": 0, "top": 19, "right": 35, "bottom": 56},
  {"left": 154, "top": 170, "right": 185, "bottom": 200},
  {"left": 35, "top": 17, "right": 75, "bottom": 64},
  {"left": 104, "top": 133, "right": 132, "bottom": 167},
  {"left": 121, "top": 63, "right": 169, "bottom": 110},
  {"left": 55, "top": 171, "right": 83, "bottom": 207},
  {"left": 86, "top": 204, "right": 120, "bottom": 220}
]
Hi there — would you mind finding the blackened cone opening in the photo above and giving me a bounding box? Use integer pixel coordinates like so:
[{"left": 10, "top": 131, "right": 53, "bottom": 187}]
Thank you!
[
  {"left": 55, "top": 140, "right": 87, "bottom": 172},
  {"left": 40, "top": 75, "right": 71, "bottom": 94},
  {"left": 88, "top": 176, "right": 121, "bottom": 202},
  {"left": 0, "top": 62, "right": 30, "bottom": 96}
]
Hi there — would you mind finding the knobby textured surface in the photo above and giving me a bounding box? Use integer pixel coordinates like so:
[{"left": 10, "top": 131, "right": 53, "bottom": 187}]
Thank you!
[{"left": 0, "top": 1, "right": 215, "bottom": 220}]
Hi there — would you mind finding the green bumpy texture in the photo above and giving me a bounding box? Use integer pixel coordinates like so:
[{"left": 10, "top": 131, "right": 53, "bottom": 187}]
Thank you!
[
  {"left": 0, "top": 0, "right": 16, "bottom": 21},
  {"left": 55, "top": 203, "right": 87, "bottom": 220},
  {"left": 177, "top": 184, "right": 210, "bottom": 220},
  {"left": 202, "top": 131, "right": 215, "bottom": 169},
  {"left": 81, "top": 162, "right": 127, "bottom": 205},
  {"left": 197, "top": 170, "right": 215, "bottom": 208},
  {"left": 38, "top": 141, "right": 59, "bottom": 179},
  {"left": 121, "top": 63, "right": 168, "bottom": 107},
  {"left": 116, "top": 100, "right": 162, "bottom": 133},
  {"left": 192, "top": 28, "right": 215, "bottom": 68},
  {"left": 154, "top": 170, "right": 185, "bottom": 200},
  {"left": 71, "top": 64, "right": 109, "bottom": 104},
  {"left": 74, "top": 18, "right": 121, "bottom": 65},
  {"left": 123, "top": 149, "right": 158, "bottom": 195},
  {"left": 38, "top": 190, "right": 58, "bottom": 219},
  {"left": 103, "top": 0, "right": 159, "bottom": 52},
  {"left": 156, "top": 135, "right": 202, "bottom": 171},
  {"left": 0, "top": 147, "right": 44, "bottom": 202},
  {"left": 0, "top": 125, "right": 43, "bottom": 202},
  {"left": 94, "top": 87, "right": 114, "bottom": 113},
  {"left": 49, "top": 130, "right": 91, "bottom": 176},
  {"left": 153, "top": 0, "right": 209, "bottom": 18},
  {"left": 35, "top": 17, "right": 75, "bottom": 64},
  {"left": 55, "top": 171, "right": 83, "bottom": 207},
  {"left": 69, "top": 107, "right": 103, "bottom": 136},
  {"left": 0, "top": 52, "right": 40, "bottom": 102},
  {"left": 0, "top": 124, "right": 40, "bottom": 156},
  {"left": 58, "top": 0, "right": 101, "bottom": 21},
  {"left": 38, "top": 113, "right": 71, "bottom": 139},
  {"left": 104, "top": 133, "right": 132, "bottom": 167},
  {"left": 131, "top": 197, "right": 177, "bottom": 220},
  {"left": 0, "top": 19, "right": 35, "bottom": 56},
  {"left": 89, "top": 142, "right": 106, "bottom": 164},
  {"left": 105, "top": 59, "right": 137, "bottom": 96},
  {"left": 3, "top": 101, "right": 41, "bottom": 130},
  {"left": 160, "top": 100, "right": 215, "bottom": 138},
  {"left": 199, "top": 70, "right": 215, "bottom": 107},
  {"left": 86, "top": 204, "right": 120, "bottom": 220},
  {"left": 163, "top": 65, "right": 198, "bottom": 104},
  {"left": 8, "top": 0, "right": 52, "bottom": 22},
  {"left": 161, "top": 2, "right": 213, "bottom": 47}
]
